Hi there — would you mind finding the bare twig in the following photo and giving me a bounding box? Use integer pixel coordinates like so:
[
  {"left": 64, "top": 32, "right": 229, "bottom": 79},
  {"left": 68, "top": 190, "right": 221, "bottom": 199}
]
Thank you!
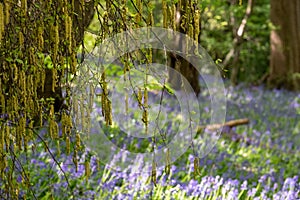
[{"left": 29, "top": 127, "right": 73, "bottom": 197}]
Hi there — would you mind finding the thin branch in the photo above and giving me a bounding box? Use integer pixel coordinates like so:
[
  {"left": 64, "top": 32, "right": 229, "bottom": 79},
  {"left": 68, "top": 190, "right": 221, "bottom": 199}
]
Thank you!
[
  {"left": 237, "top": 0, "right": 254, "bottom": 37},
  {"left": 29, "top": 127, "right": 73, "bottom": 196},
  {"left": 8, "top": 146, "right": 38, "bottom": 200}
]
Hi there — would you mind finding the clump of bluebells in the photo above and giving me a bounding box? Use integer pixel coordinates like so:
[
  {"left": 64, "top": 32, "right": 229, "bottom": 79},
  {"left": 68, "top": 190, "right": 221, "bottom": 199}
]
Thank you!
[
  {"left": 32, "top": 152, "right": 299, "bottom": 200},
  {"left": 1, "top": 85, "right": 300, "bottom": 199}
]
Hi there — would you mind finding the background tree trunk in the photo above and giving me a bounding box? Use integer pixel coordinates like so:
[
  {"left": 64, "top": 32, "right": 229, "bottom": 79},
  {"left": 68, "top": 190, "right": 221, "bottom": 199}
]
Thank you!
[
  {"left": 268, "top": 0, "right": 300, "bottom": 90},
  {"left": 168, "top": 0, "right": 201, "bottom": 96}
]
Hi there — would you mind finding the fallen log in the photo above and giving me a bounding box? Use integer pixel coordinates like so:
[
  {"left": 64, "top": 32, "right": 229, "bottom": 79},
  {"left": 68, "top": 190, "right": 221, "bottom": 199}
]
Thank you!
[
  {"left": 198, "top": 118, "right": 249, "bottom": 131},
  {"left": 196, "top": 118, "right": 250, "bottom": 144}
]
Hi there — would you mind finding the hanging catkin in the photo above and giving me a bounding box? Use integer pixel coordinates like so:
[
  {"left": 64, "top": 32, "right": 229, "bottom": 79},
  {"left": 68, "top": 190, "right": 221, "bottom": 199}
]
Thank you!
[
  {"left": 151, "top": 160, "right": 157, "bottom": 186},
  {"left": 136, "top": 0, "right": 142, "bottom": 26},
  {"left": 165, "top": 149, "right": 171, "bottom": 175},
  {"left": 65, "top": 15, "right": 72, "bottom": 53},
  {"left": 19, "top": 28, "right": 24, "bottom": 45},
  {"left": 66, "top": 136, "right": 70, "bottom": 155},
  {"left": 4, "top": 1, "right": 10, "bottom": 25},
  {"left": 194, "top": 9, "right": 200, "bottom": 43},
  {"left": 21, "top": 0, "right": 27, "bottom": 15},
  {"left": 193, "top": 156, "right": 200, "bottom": 178},
  {"left": 37, "top": 24, "right": 44, "bottom": 51},
  {"left": 142, "top": 87, "right": 148, "bottom": 134},
  {"left": 85, "top": 159, "right": 90, "bottom": 181},
  {"left": 162, "top": 0, "right": 167, "bottom": 28},
  {"left": 75, "top": 132, "right": 81, "bottom": 150},
  {"left": 51, "top": 24, "right": 59, "bottom": 64}
]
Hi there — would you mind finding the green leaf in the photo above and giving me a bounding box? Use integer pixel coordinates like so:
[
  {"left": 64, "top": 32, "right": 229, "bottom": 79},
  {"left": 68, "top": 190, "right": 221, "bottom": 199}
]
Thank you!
[
  {"left": 15, "top": 58, "right": 24, "bottom": 64},
  {"left": 5, "top": 57, "right": 13, "bottom": 62}
]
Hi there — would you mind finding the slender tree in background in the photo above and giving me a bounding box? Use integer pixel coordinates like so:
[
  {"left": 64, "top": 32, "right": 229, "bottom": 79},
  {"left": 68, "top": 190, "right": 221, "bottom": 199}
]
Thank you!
[
  {"left": 268, "top": 0, "right": 300, "bottom": 90},
  {"left": 222, "top": 0, "right": 253, "bottom": 86}
]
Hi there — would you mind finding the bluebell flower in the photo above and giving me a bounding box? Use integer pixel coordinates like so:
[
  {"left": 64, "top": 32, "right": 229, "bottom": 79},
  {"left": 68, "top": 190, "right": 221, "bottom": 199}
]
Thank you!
[
  {"left": 241, "top": 180, "right": 247, "bottom": 190},
  {"left": 247, "top": 188, "right": 257, "bottom": 197}
]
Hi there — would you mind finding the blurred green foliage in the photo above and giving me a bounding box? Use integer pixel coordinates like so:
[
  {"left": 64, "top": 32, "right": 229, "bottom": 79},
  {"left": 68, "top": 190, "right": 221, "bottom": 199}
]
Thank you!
[
  {"left": 201, "top": 0, "right": 271, "bottom": 83},
  {"left": 85, "top": 0, "right": 271, "bottom": 85}
]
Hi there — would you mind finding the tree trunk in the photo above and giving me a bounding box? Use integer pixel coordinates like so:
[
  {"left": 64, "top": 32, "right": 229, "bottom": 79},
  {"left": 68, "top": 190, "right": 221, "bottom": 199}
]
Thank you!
[
  {"left": 168, "top": 0, "right": 201, "bottom": 96},
  {"left": 268, "top": 0, "right": 300, "bottom": 90}
]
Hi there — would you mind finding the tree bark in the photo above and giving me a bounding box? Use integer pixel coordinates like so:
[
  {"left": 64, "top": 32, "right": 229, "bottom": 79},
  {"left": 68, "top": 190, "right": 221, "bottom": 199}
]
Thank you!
[
  {"left": 168, "top": 0, "right": 201, "bottom": 96},
  {"left": 268, "top": 0, "right": 300, "bottom": 90}
]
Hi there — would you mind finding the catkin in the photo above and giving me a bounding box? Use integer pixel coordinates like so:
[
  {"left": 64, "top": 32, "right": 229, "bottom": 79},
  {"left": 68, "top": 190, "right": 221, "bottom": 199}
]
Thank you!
[
  {"left": 52, "top": 68, "right": 57, "bottom": 93},
  {"left": 107, "top": 99, "right": 112, "bottom": 125},
  {"left": 75, "top": 132, "right": 81, "bottom": 150},
  {"left": 37, "top": 26, "right": 44, "bottom": 50},
  {"left": 71, "top": 52, "right": 77, "bottom": 75},
  {"left": 138, "top": 87, "right": 142, "bottom": 107},
  {"left": 194, "top": 10, "right": 200, "bottom": 43},
  {"left": 4, "top": 1, "right": 10, "bottom": 25},
  {"left": 85, "top": 160, "right": 90, "bottom": 181},
  {"left": 142, "top": 88, "right": 148, "bottom": 133},
  {"left": 65, "top": 15, "right": 72, "bottom": 53},
  {"left": 136, "top": 0, "right": 141, "bottom": 26},
  {"left": 61, "top": 112, "right": 66, "bottom": 138},
  {"left": 151, "top": 160, "right": 157, "bottom": 186},
  {"left": 41, "top": 68, "right": 45, "bottom": 92},
  {"left": 165, "top": 149, "right": 171, "bottom": 175},
  {"left": 172, "top": 4, "right": 176, "bottom": 31},
  {"left": 193, "top": 156, "right": 200, "bottom": 178},
  {"left": 51, "top": 24, "right": 59, "bottom": 63},
  {"left": 0, "top": 124, "right": 4, "bottom": 153},
  {"left": 162, "top": 0, "right": 167, "bottom": 28},
  {"left": 19, "top": 117, "right": 26, "bottom": 150},
  {"left": 13, "top": 64, "right": 18, "bottom": 81},
  {"left": 29, "top": 47, "right": 36, "bottom": 65},
  {"left": 0, "top": 3, "right": 4, "bottom": 41},
  {"left": 56, "top": 140, "right": 60, "bottom": 157},
  {"left": 188, "top": 24, "right": 193, "bottom": 40},
  {"left": 89, "top": 84, "right": 94, "bottom": 110},
  {"left": 49, "top": 120, "right": 54, "bottom": 139},
  {"left": 50, "top": 104, "right": 54, "bottom": 117},
  {"left": 21, "top": 0, "right": 27, "bottom": 15},
  {"left": 80, "top": 0, "right": 85, "bottom": 17},
  {"left": 19, "top": 31, "right": 24, "bottom": 50},
  {"left": 66, "top": 136, "right": 70, "bottom": 155},
  {"left": 53, "top": 121, "right": 59, "bottom": 139}
]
